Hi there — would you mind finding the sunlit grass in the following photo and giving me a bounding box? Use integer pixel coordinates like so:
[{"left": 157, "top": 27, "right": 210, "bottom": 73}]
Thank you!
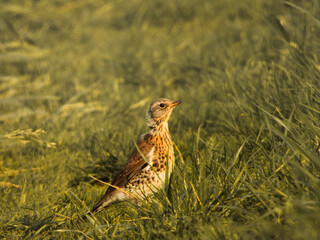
[{"left": 1, "top": 0, "right": 319, "bottom": 239}]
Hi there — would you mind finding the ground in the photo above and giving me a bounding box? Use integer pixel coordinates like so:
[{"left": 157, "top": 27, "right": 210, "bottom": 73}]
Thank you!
[{"left": 0, "top": 0, "right": 320, "bottom": 239}]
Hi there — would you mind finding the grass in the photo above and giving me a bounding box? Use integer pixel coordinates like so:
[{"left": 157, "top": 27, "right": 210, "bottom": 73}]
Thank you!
[{"left": 1, "top": 0, "right": 320, "bottom": 239}]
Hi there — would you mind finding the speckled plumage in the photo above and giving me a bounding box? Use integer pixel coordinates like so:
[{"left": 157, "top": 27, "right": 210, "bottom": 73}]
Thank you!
[{"left": 90, "top": 98, "right": 181, "bottom": 215}]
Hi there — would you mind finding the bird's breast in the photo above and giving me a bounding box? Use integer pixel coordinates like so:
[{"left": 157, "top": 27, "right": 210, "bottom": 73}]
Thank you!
[{"left": 146, "top": 133, "right": 174, "bottom": 174}]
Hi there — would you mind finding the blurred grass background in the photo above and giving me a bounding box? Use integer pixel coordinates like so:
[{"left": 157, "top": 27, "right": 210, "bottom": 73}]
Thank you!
[{"left": 1, "top": 0, "right": 320, "bottom": 239}]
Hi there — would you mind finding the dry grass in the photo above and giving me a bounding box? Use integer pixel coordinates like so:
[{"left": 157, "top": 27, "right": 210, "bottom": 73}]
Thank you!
[{"left": 0, "top": 0, "right": 320, "bottom": 239}]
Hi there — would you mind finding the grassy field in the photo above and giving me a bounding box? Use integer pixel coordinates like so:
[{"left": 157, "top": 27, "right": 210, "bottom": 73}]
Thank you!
[{"left": 1, "top": 0, "right": 320, "bottom": 239}]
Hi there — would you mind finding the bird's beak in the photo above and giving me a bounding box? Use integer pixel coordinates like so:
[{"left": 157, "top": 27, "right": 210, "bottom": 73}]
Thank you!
[{"left": 170, "top": 100, "right": 182, "bottom": 108}]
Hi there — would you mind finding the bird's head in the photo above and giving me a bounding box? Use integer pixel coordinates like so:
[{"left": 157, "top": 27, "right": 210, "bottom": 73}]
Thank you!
[{"left": 146, "top": 98, "right": 182, "bottom": 130}]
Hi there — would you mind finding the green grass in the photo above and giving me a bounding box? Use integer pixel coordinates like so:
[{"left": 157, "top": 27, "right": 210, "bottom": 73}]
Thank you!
[{"left": 1, "top": 0, "right": 320, "bottom": 239}]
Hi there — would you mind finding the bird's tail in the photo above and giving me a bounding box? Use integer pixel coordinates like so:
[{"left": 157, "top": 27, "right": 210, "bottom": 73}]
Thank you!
[
  {"left": 79, "top": 205, "right": 103, "bottom": 222},
  {"left": 89, "top": 202, "right": 104, "bottom": 215},
  {"left": 85, "top": 196, "right": 115, "bottom": 218}
]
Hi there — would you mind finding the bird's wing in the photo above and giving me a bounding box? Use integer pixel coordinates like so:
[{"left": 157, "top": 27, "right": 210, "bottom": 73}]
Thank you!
[
  {"left": 109, "top": 133, "right": 153, "bottom": 191},
  {"left": 95, "top": 133, "right": 153, "bottom": 200}
]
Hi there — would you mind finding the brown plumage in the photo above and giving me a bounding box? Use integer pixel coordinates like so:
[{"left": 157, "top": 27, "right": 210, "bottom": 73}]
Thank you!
[{"left": 90, "top": 98, "right": 182, "bottom": 215}]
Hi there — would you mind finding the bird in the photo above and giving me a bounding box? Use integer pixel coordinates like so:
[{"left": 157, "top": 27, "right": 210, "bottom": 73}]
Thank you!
[{"left": 89, "top": 98, "right": 182, "bottom": 215}]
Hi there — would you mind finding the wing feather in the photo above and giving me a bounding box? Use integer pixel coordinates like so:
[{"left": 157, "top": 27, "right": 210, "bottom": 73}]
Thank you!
[{"left": 91, "top": 133, "right": 153, "bottom": 211}]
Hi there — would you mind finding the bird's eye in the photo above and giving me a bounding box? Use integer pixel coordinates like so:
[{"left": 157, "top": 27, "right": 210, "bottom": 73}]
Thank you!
[{"left": 159, "top": 103, "right": 165, "bottom": 108}]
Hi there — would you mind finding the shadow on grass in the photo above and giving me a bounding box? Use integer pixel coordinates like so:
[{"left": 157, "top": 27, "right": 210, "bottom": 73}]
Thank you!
[
  {"left": 3, "top": 213, "right": 55, "bottom": 239},
  {"left": 68, "top": 133, "right": 122, "bottom": 188}
]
